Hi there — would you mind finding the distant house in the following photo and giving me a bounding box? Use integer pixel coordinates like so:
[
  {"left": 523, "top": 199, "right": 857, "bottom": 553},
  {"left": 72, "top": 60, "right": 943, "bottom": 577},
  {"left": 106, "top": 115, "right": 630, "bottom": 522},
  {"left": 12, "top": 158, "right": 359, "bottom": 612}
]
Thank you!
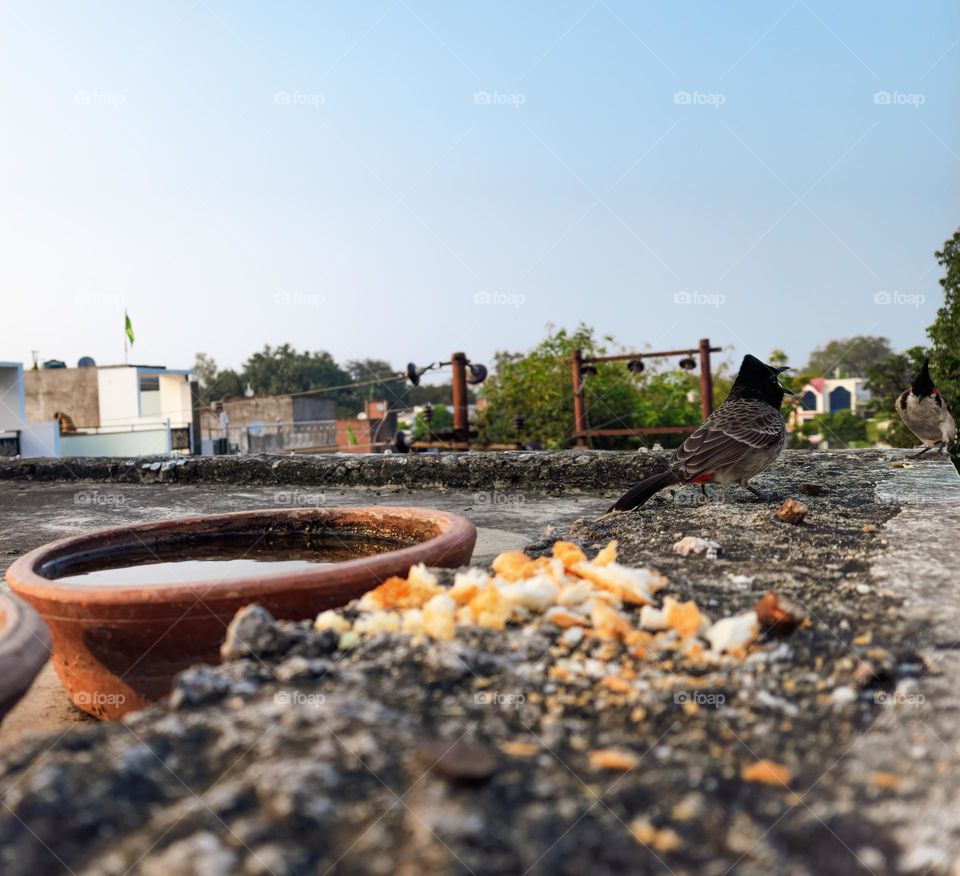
[
  {"left": 3, "top": 361, "right": 198, "bottom": 457},
  {"left": 795, "top": 377, "right": 870, "bottom": 422}
]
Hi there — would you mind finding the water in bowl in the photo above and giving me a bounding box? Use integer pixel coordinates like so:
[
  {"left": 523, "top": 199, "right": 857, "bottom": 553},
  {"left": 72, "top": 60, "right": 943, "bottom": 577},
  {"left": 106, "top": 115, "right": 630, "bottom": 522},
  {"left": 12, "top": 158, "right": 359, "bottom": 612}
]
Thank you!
[{"left": 47, "top": 534, "right": 409, "bottom": 586}]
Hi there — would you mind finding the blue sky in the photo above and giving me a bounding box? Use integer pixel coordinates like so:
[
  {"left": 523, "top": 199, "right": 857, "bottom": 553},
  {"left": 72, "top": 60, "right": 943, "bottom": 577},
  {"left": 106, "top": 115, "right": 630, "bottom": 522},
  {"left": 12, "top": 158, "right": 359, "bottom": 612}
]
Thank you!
[{"left": 1, "top": 1, "right": 958, "bottom": 380}]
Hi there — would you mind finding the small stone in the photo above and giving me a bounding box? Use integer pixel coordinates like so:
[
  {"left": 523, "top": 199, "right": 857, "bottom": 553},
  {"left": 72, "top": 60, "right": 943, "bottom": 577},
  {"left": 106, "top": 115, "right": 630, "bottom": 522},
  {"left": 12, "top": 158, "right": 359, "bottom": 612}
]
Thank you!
[
  {"left": 830, "top": 686, "right": 857, "bottom": 707},
  {"left": 220, "top": 605, "right": 281, "bottom": 661},
  {"left": 775, "top": 498, "right": 807, "bottom": 525},
  {"left": 417, "top": 739, "right": 499, "bottom": 783}
]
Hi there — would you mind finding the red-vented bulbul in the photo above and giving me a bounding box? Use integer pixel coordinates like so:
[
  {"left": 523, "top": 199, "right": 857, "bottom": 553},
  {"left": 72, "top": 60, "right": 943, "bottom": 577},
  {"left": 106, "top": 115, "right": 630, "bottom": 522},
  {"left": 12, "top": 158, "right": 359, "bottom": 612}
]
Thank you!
[
  {"left": 609, "top": 354, "right": 791, "bottom": 512},
  {"left": 895, "top": 358, "right": 957, "bottom": 458}
]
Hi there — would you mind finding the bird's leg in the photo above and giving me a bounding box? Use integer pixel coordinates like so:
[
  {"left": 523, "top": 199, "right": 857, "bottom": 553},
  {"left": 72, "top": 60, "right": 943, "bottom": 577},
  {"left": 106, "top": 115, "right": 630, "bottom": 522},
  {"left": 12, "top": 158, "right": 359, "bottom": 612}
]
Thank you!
[
  {"left": 908, "top": 445, "right": 932, "bottom": 460},
  {"left": 743, "top": 481, "right": 777, "bottom": 502},
  {"left": 938, "top": 442, "right": 949, "bottom": 456},
  {"left": 699, "top": 483, "right": 708, "bottom": 499}
]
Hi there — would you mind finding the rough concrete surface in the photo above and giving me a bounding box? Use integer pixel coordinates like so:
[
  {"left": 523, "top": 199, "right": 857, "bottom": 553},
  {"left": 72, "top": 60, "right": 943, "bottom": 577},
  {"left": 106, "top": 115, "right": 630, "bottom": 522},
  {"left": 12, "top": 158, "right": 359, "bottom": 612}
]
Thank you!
[{"left": 0, "top": 449, "right": 957, "bottom": 875}]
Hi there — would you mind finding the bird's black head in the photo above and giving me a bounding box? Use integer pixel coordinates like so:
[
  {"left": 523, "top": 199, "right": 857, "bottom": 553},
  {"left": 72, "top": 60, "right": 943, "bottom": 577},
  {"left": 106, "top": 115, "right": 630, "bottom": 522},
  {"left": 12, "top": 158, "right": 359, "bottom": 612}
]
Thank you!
[
  {"left": 911, "top": 358, "right": 935, "bottom": 398},
  {"left": 730, "top": 354, "right": 792, "bottom": 408}
]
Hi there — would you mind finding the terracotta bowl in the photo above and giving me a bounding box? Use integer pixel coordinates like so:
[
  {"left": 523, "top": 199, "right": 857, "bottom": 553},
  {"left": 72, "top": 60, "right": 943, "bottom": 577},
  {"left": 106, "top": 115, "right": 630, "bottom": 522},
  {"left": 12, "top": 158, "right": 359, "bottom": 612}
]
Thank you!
[
  {"left": 6, "top": 506, "right": 476, "bottom": 719},
  {"left": 0, "top": 591, "right": 51, "bottom": 725}
]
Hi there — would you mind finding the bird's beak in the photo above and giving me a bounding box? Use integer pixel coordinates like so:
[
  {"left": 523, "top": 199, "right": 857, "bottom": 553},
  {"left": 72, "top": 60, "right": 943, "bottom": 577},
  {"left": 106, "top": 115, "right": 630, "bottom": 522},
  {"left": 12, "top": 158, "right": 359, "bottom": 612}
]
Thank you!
[{"left": 775, "top": 366, "right": 797, "bottom": 395}]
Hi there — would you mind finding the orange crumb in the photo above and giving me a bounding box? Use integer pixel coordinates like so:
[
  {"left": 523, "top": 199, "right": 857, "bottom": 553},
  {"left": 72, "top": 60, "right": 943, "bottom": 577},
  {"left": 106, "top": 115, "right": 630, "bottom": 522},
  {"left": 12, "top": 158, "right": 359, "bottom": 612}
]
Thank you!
[
  {"left": 741, "top": 760, "right": 792, "bottom": 787},
  {"left": 601, "top": 675, "right": 632, "bottom": 694},
  {"left": 553, "top": 541, "right": 588, "bottom": 568},
  {"left": 501, "top": 741, "right": 540, "bottom": 758},
  {"left": 589, "top": 748, "right": 638, "bottom": 771},
  {"left": 591, "top": 602, "right": 632, "bottom": 641}
]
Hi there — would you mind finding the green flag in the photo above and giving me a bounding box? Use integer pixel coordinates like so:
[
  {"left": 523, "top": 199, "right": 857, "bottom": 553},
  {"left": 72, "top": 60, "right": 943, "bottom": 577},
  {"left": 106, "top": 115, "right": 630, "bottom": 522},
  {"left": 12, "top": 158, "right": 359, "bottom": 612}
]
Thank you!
[{"left": 124, "top": 311, "right": 135, "bottom": 346}]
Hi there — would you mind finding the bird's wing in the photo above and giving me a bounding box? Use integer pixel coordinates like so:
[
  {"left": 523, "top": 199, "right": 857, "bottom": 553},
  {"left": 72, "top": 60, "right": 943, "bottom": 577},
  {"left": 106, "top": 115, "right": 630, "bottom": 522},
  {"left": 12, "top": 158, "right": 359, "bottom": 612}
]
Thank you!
[{"left": 672, "top": 400, "right": 784, "bottom": 479}]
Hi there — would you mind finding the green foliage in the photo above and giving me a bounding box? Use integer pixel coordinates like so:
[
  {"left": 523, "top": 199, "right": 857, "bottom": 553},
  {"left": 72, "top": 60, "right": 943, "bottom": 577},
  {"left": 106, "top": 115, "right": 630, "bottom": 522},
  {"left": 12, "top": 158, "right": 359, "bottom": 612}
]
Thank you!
[
  {"left": 478, "top": 324, "right": 718, "bottom": 449},
  {"left": 928, "top": 228, "right": 960, "bottom": 468},
  {"left": 413, "top": 404, "right": 453, "bottom": 438},
  {"left": 800, "top": 410, "right": 869, "bottom": 448},
  {"left": 805, "top": 336, "right": 894, "bottom": 379}
]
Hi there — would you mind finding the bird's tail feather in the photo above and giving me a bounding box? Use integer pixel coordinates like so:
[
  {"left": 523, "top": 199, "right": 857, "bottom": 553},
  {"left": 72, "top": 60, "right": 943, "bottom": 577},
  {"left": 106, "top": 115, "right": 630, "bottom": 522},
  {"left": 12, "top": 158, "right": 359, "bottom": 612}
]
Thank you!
[{"left": 608, "top": 469, "right": 681, "bottom": 512}]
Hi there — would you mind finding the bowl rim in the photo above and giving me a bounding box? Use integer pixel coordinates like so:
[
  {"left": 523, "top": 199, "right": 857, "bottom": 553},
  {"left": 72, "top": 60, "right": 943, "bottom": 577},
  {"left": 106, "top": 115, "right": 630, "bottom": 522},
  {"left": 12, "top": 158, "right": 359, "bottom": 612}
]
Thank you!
[{"left": 5, "top": 505, "right": 476, "bottom": 608}]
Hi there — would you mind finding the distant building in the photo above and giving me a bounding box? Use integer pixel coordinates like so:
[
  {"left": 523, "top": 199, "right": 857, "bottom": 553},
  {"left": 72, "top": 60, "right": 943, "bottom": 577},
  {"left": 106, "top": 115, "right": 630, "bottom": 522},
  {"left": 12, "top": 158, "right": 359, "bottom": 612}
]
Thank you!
[
  {"left": 795, "top": 377, "right": 871, "bottom": 421},
  {"left": 199, "top": 394, "right": 396, "bottom": 455},
  {"left": 7, "top": 362, "right": 197, "bottom": 457},
  {"left": 199, "top": 392, "right": 337, "bottom": 454}
]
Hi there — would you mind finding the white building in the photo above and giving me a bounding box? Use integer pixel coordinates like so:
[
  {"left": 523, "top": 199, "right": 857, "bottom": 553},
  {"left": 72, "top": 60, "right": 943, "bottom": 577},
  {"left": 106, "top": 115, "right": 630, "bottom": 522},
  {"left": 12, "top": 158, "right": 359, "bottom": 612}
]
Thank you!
[
  {"left": 796, "top": 377, "right": 871, "bottom": 421},
  {"left": 5, "top": 362, "right": 197, "bottom": 458}
]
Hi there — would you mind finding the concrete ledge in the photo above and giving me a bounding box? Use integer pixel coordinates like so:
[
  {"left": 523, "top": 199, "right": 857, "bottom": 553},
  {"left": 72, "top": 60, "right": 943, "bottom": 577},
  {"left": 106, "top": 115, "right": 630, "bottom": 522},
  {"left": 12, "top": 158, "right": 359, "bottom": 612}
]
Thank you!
[{"left": 0, "top": 448, "right": 925, "bottom": 492}]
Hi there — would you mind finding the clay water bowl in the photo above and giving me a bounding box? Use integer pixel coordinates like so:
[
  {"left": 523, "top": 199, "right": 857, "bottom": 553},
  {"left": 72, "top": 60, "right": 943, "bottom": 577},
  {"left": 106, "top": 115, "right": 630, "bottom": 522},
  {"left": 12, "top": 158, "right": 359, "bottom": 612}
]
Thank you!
[
  {"left": 6, "top": 507, "right": 476, "bottom": 719},
  {"left": 0, "top": 592, "right": 51, "bottom": 725}
]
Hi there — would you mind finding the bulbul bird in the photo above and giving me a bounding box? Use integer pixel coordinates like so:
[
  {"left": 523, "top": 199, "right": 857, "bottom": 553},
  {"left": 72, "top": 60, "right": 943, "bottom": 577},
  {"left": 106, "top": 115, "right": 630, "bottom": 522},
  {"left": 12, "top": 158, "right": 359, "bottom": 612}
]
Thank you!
[
  {"left": 895, "top": 358, "right": 957, "bottom": 458},
  {"left": 609, "top": 354, "right": 792, "bottom": 512}
]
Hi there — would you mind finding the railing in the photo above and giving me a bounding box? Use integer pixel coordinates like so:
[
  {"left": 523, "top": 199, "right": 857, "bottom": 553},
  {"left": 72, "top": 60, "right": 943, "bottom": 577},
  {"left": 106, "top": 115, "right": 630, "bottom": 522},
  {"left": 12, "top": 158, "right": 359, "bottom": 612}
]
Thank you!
[{"left": 569, "top": 338, "right": 721, "bottom": 447}]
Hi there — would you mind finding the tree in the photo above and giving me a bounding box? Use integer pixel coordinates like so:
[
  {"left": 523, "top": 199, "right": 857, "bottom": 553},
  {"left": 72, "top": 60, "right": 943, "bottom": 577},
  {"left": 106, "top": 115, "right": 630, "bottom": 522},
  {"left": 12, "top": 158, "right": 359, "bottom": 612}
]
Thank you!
[
  {"left": 345, "top": 359, "right": 407, "bottom": 411},
  {"left": 192, "top": 353, "right": 244, "bottom": 400},
  {"left": 927, "top": 228, "right": 960, "bottom": 467},
  {"left": 805, "top": 336, "right": 894, "bottom": 378},
  {"left": 800, "top": 410, "right": 869, "bottom": 448},
  {"left": 477, "top": 324, "right": 718, "bottom": 449}
]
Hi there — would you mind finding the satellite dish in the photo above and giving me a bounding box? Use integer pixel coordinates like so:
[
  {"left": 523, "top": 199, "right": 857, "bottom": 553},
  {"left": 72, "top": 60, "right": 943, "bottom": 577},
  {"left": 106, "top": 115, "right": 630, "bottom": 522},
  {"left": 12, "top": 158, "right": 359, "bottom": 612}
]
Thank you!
[{"left": 77, "top": 356, "right": 97, "bottom": 368}]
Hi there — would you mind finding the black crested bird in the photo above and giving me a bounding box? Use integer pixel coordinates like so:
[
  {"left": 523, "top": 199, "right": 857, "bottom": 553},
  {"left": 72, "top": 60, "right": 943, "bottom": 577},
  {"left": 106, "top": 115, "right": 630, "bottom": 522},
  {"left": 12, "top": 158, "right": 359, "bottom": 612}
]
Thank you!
[
  {"left": 609, "top": 354, "right": 792, "bottom": 512},
  {"left": 895, "top": 358, "right": 957, "bottom": 458}
]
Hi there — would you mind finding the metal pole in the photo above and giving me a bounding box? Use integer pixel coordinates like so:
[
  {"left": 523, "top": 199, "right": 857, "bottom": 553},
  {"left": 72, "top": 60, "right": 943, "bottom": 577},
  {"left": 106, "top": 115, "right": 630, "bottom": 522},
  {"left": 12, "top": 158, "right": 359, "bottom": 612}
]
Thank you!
[
  {"left": 451, "top": 352, "right": 469, "bottom": 448},
  {"left": 699, "top": 338, "right": 714, "bottom": 419},
  {"left": 571, "top": 348, "right": 587, "bottom": 447}
]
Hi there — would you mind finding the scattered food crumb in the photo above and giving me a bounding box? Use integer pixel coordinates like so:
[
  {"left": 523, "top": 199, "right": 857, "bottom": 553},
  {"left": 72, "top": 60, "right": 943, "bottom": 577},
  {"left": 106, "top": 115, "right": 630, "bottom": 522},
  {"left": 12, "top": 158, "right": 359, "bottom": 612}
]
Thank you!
[
  {"left": 672, "top": 536, "right": 721, "bottom": 559},
  {"left": 741, "top": 759, "right": 792, "bottom": 787},
  {"left": 776, "top": 498, "right": 808, "bottom": 525}
]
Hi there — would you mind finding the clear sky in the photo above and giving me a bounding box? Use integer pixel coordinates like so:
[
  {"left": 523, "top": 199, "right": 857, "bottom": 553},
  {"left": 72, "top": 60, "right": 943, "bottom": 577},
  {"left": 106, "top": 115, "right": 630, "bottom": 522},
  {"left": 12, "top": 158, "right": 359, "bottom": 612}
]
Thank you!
[{"left": 1, "top": 1, "right": 958, "bottom": 379}]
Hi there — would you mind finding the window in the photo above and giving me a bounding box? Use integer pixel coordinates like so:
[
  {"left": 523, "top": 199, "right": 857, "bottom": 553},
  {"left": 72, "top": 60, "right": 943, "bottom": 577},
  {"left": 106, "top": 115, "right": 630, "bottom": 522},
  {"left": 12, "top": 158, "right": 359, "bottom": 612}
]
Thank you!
[
  {"left": 829, "top": 386, "right": 851, "bottom": 412},
  {"left": 801, "top": 390, "right": 817, "bottom": 411}
]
